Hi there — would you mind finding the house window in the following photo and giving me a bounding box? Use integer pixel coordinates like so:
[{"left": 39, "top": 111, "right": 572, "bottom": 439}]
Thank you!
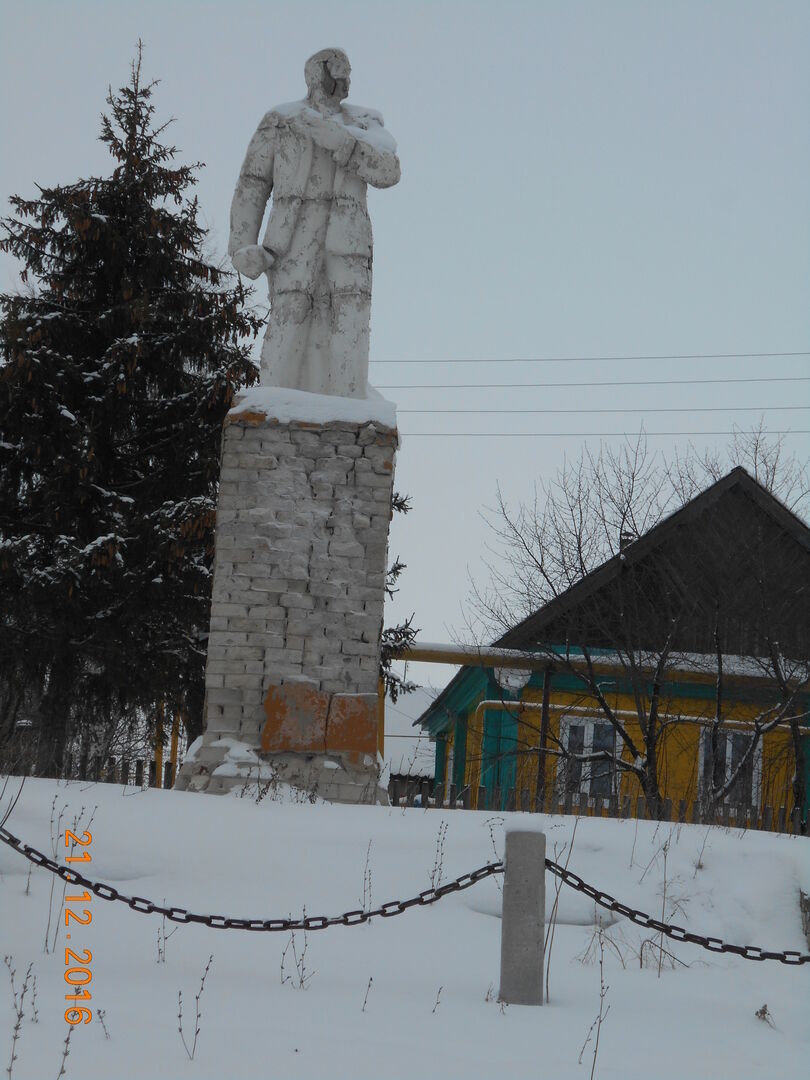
[
  {"left": 700, "top": 729, "right": 761, "bottom": 807},
  {"left": 558, "top": 717, "right": 620, "bottom": 798}
]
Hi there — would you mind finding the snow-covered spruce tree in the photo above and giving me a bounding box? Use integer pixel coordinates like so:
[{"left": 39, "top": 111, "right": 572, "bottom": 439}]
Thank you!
[
  {"left": 0, "top": 48, "right": 260, "bottom": 775},
  {"left": 380, "top": 492, "right": 420, "bottom": 703}
]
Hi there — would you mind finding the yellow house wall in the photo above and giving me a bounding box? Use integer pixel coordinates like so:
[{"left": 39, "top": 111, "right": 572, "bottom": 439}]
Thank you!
[
  {"left": 511, "top": 684, "right": 796, "bottom": 815},
  {"left": 463, "top": 689, "right": 485, "bottom": 806}
]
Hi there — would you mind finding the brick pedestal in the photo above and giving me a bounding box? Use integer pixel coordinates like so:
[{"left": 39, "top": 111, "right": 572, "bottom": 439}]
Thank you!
[{"left": 176, "top": 388, "right": 397, "bottom": 802}]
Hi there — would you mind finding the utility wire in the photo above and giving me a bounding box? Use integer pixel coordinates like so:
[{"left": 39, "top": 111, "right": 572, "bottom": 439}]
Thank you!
[
  {"left": 398, "top": 430, "right": 810, "bottom": 438},
  {"left": 370, "top": 350, "right": 810, "bottom": 365},
  {"left": 379, "top": 376, "right": 810, "bottom": 390},
  {"left": 398, "top": 405, "right": 810, "bottom": 415}
]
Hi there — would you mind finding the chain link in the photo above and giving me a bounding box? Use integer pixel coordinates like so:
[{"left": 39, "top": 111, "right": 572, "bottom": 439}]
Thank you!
[{"left": 1, "top": 823, "right": 807, "bottom": 964}]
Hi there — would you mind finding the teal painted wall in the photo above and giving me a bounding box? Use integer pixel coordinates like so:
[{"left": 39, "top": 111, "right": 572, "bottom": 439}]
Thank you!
[
  {"left": 434, "top": 738, "right": 446, "bottom": 790},
  {"left": 453, "top": 719, "right": 466, "bottom": 790},
  {"left": 480, "top": 707, "right": 517, "bottom": 809}
]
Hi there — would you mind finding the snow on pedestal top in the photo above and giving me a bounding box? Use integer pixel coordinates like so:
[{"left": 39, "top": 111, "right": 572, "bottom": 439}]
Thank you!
[{"left": 229, "top": 384, "right": 398, "bottom": 432}]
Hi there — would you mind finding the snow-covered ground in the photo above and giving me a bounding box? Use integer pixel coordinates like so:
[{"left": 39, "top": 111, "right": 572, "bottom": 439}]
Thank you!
[{"left": 1, "top": 777, "right": 808, "bottom": 1079}]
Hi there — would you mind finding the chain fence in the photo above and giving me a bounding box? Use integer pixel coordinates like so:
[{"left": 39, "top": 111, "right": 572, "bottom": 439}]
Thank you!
[
  {"left": 0, "top": 824, "right": 501, "bottom": 929},
  {"left": 543, "top": 860, "right": 809, "bottom": 964},
  {"left": 1, "top": 824, "right": 807, "bottom": 964}
]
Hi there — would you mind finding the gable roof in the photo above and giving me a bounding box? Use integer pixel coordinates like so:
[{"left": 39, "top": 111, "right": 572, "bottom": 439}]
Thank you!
[
  {"left": 499, "top": 466, "right": 810, "bottom": 649},
  {"left": 417, "top": 467, "right": 810, "bottom": 729}
]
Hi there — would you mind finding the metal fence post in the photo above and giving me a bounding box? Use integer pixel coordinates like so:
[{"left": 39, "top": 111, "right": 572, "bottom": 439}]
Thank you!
[{"left": 499, "top": 830, "right": 545, "bottom": 1006}]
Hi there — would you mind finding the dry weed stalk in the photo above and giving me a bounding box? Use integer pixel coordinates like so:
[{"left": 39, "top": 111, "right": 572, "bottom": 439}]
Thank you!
[
  {"left": 4, "top": 957, "right": 33, "bottom": 1079},
  {"left": 755, "top": 1003, "right": 776, "bottom": 1029},
  {"left": 47, "top": 803, "right": 96, "bottom": 954},
  {"left": 178, "top": 955, "right": 213, "bottom": 1061},
  {"left": 359, "top": 840, "right": 373, "bottom": 912},
  {"left": 656, "top": 839, "right": 670, "bottom": 977},
  {"left": 577, "top": 928, "right": 610, "bottom": 1080},
  {"left": 545, "top": 817, "right": 579, "bottom": 1002},
  {"left": 577, "top": 909, "right": 627, "bottom": 969},
  {"left": 280, "top": 925, "right": 314, "bottom": 990},
  {"left": 692, "top": 829, "right": 711, "bottom": 878},
  {"left": 97, "top": 1008, "right": 111, "bottom": 1040},
  {"left": 484, "top": 816, "right": 504, "bottom": 894},
  {"left": 0, "top": 776, "right": 25, "bottom": 830},
  {"left": 156, "top": 904, "right": 178, "bottom": 963},
  {"left": 55, "top": 1026, "right": 72, "bottom": 1080},
  {"left": 43, "top": 797, "right": 66, "bottom": 953},
  {"left": 430, "top": 821, "right": 449, "bottom": 890}
]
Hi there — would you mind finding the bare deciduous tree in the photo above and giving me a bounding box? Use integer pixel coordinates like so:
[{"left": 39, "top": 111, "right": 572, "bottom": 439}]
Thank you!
[{"left": 467, "top": 431, "right": 809, "bottom": 819}]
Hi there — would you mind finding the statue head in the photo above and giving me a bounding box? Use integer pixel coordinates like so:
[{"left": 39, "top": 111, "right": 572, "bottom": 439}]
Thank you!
[{"left": 305, "top": 48, "right": 351, "bottom": 107}]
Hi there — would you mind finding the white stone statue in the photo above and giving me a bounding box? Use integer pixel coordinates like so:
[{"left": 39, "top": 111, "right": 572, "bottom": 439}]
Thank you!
[{"left": 229, "top": 48, "right": 401, "bottom": 399}]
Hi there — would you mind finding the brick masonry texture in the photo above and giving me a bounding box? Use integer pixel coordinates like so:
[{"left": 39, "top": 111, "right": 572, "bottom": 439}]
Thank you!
[{"left": 176, "top": 409, "right": 397, "bottom": 803}]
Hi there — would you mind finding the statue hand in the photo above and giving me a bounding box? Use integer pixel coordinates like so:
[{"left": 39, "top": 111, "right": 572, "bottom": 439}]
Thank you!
[
  {"left": 232, "top": 244, "right": 275, "bottom": 280},
  {"left": 296, "top": 109, "right": 355, "bottom": 155}
]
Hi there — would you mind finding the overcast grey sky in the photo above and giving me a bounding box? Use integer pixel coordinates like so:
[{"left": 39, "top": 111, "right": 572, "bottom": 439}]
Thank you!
[{"left": 2, "top": 1, "right": 808, "bottom": 689}]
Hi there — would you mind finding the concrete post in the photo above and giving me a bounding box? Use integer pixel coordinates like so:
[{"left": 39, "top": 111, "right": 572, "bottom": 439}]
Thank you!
[{"left": 499, "top": 830, "right": 545, "bottom": 1006}]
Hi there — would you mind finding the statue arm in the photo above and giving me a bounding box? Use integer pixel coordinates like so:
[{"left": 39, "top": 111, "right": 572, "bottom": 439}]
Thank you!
[
  {"left": 334, "top": 117, "right": 401, "bottom": 189},
  {"left": 228, "top": 113, "right": 277, "bottom": 264}
]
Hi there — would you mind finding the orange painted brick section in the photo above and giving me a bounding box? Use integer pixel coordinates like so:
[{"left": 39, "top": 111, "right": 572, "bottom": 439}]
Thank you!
[
  {"left": 261, "top": 685, "right": 378, "bottom": 758},
  {"left": 261, "top": 683, "right": 329, "bottom": 753},
  {"left": 224, "top": 409, "right": 268, "bottom": 427},
  {"left": 326, "top": 693, "right": 378, "bottom": 756}
]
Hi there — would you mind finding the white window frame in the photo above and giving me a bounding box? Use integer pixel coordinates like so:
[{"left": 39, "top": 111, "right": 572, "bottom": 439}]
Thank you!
[
  {"left": 697, "top": 727, "right": 763, "bottom": 808},
  {"left": 557, "top": 713, "right": 623, "bottom": 802}
]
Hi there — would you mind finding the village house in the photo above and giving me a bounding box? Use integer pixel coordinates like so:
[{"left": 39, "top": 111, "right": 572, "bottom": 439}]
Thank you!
[{"left": 416, "top": 468, "right": 810, "bottom": 828}]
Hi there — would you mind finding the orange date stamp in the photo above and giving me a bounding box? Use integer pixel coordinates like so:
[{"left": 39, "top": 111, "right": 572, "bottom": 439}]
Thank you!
[{"left": 63, "top": 829, "right": 93, "bottom": 1024}]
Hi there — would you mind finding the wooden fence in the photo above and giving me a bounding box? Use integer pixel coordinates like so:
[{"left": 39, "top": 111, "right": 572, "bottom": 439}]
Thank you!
[
  {"left": 45, "top": 758, "right": 807, "bottom": 835},
  {"left": 62, "top": 753, "right": 176, "bottom": 790},
  {"left": 388, "top": 778, "right": 806, "bottom": 836}
]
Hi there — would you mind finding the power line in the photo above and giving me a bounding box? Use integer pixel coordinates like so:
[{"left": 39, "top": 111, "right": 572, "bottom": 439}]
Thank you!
[
  {"left": 398, "top": 429, "right": 810, "bottom": 438},
  {"left": 398, "top": 405, "right": 810, "bottom": 415},
  {"left": 379, "top": 376, "right": 810, "bottom": 390},
  {"left": 370, "top": 350, "right": 810, "bottom": 365}
]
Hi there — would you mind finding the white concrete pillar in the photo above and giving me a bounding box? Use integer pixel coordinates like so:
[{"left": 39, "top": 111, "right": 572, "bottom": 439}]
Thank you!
[{"left": 499, "top": 830, "right": 545, "bottom": 1006}]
